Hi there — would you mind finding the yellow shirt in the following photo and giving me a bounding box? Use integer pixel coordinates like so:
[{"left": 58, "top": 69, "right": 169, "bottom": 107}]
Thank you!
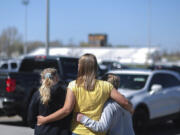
[{"left": 68, "top": 80, "right": 113, "bottom": 135}]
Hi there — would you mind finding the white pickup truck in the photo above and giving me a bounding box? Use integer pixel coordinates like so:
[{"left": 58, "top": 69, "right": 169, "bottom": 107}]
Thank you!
[{"left": 107, "top": 69, "right": 180, "bottom": 130}]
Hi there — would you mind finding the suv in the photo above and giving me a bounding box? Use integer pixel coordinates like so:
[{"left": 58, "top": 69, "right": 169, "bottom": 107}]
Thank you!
[{"left": 106, "top": 69, "right": 180, "bottom": 130}]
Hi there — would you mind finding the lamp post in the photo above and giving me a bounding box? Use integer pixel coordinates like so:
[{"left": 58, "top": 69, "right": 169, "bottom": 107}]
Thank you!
[
  {"left": 146, "top": 0, "right": 152, "bottom": 65},
  {"left": 46, "top": 0, "right": 50, "bottom": 56},
  {"left": 22, "top": 0, "right": 29, "bottom": 55}
]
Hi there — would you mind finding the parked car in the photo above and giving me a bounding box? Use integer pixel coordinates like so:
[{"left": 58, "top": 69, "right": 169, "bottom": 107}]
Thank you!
[
  {"left": 104, "top": 69, "right": 180, "bottom": 131},
  {"left": 0, "top": 55, "right": 79, "bottom": 122},
  {"left": 99, "top": 60, "right": 128, "bottom": 70}
]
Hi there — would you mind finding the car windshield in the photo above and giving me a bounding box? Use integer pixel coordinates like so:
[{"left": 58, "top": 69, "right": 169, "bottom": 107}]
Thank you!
[
  {"left": 117, "top": 74, "right": 148, "bottom": 90},
  {"left": 19, "top": 59, "right": 59, "bottom": 73}
]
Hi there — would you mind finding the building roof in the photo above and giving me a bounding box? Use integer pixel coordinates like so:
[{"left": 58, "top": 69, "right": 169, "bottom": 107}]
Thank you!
[{"left": 27, "top": 47, "right": 159, "bottom": 65}]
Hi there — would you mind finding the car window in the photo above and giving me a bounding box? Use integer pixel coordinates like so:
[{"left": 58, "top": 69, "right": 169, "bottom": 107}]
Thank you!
[
  {"left": 149, "top": 74, "right": 166, "bottom": 90},
  {"left": 164, "top": 74, "right": 180, "bottom": 87},
  {"left": 149, "top": 73, "right": 180, "bottom": 90},
  {"left": 11, "top": 63, "right": 17, "bottom": 69},
  {"left": 0, "top": 63, "right": 8, "bottom": 69},
  {"left": 101, "top": 61, "right": 122, "bottom": 69},
  {"left": 19, "top": 59, "right": 59, "bottom": 73},
  {"left": 117, "top": 74, "right": 148, "bottom": 90}
]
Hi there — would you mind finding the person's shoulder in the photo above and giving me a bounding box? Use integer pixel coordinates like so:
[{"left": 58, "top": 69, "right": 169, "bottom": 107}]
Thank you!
[
  {"left": 68, "top": 80, "right": 76, "bottom": 86},
  {"left": 104, "top": 99, "right": 120, "bottom": 113},
  {"left": 97, "top": 80, "right": 113, "bottom": 90},
  {"left": 31, "top": 90, "right": 40, "bottom": 102},
  {"left": 67, "top": 80, "right": 77, "bottom": 90},
  {"left": 50, "top": 82, "right": 66, "bottom": 97},
  {"left": 55, "top": 81, "right": 66, "bottom": 91},
  {"left": 97, "top": 80, "right": 111, "bottom": 85},
  {"left": 33, "top": 90, "right": 40, "bottom": 97},
  {"left": 69, "top": 80, "right": 76, "bottom": 84}
]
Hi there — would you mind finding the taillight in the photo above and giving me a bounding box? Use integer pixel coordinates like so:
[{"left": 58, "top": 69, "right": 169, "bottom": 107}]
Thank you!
[
  {"left": 35, "top": 56, "right": 46, "bottom": 59},
  {"left": 6, "top": 78, "right": 16, "bottom": 92}
]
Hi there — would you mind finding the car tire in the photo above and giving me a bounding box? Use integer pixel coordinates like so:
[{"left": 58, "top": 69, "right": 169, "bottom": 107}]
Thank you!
[
  {"left": 21, "top": 113, "right": 28, "bottom": 125},
  {"left": 133, "top": 107, "right": 149, "bottom": 132}
]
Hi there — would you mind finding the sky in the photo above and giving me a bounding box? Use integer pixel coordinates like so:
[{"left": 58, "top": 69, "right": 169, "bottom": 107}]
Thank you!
[{"left": 0, "top": 0, "right": 180, "bottom": 52}]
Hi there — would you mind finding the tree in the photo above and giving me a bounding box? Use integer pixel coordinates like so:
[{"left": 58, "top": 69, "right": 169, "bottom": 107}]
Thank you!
[
  {"left": 0, "top": 27, "right": 23, "bottom": 58},
  {"left": 79, "top": 41, "right": 89, "bottom": 47},
  {"left": 27, "top": 40, "right": 63, "bottom": 54},
  {"left": 27, "top": 41, "right": 44, "bottom": 53},
  {"left": 49, "top": 40, "right": 63, "bottom": 47}
]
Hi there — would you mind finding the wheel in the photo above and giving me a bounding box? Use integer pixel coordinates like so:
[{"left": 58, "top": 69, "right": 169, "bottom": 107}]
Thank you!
[
  {"left": 133, "top": 107, "right": 149, "bottom": 133},
  {"left": 21, "top": 89, "right": 36, "bottom": 125},
  {"left": 20, "top": 101, "right": 29, "bottom": 125},
  {"left": 21, "top": 113, "right": 28, "bottom": 125}
]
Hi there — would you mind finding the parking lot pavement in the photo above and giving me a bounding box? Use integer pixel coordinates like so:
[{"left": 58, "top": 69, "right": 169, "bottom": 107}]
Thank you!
[
  {"left": 0, "top": 116, "right": 33, "bottom": 135},
  {"left": 0, "top": 124, "right": 33, "bottom": 135},
  {"left": 0, "top": 116, "right": 180, "bottom": 135}
]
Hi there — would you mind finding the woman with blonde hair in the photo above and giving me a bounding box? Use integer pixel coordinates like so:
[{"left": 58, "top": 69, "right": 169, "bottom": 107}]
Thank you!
[
  {"left": 76, "top": 74, "right": 135, "bottom": 135},
  {"left": 28, "top": 68, "right": 71, "bottom": 135},
  {"left": 37, "top": 54, "right": 133, "bottom": 135}
]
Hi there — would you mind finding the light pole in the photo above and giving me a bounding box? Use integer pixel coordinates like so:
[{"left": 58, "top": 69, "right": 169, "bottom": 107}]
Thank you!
[
  {"left": 22, "top": 0, "right": 29, "bottom": 55},
  {"left": 46, "top": 0, "right": 50, "bottom": 56},
  {"left": 146, "top": 0, "right": 152, "bottom": 65}
]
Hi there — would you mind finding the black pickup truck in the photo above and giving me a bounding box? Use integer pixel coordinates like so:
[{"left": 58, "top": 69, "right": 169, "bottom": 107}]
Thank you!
[{"left": 0, "top": 55, "right": 79, "bottom": 122}]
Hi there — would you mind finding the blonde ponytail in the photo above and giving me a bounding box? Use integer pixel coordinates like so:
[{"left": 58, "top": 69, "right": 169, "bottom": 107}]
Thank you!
[{"left": 39, "top": 68, "right": 57, "bottom": 105}]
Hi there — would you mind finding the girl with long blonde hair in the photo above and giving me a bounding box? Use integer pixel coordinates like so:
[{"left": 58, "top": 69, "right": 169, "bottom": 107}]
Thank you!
[{"left": 28, "top": 68, "right": 71, "bottom": 135}]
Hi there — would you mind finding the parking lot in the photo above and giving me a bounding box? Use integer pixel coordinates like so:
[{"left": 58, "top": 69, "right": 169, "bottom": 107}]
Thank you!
[
  {"left": 0, "top": 116, "right": 33, "bottom": 135},
  {"left": 0, "top": 116, "right": 180, "bottom": 135}
]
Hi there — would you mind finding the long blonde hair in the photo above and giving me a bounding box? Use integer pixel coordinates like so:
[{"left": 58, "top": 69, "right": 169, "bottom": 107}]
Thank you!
[
  {"left": 39, "top": 68, "right": 57, "bottom": 105},
  {"left": 76, "top": 53, "right": 98, "bottom": 91}
]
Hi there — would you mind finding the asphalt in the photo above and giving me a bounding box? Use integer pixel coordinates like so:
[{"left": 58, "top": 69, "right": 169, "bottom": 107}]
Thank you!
[
  {"left": 0, "top": 116, "right": 33, "bottom": 135},
  {"left": 0, "top": 115, "right": 180, "bottom": 135}
]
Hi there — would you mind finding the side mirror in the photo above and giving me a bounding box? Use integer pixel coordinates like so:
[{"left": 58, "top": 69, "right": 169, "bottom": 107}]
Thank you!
[{"left": 149, "top": 84, "right": 163, "bottom": 95}]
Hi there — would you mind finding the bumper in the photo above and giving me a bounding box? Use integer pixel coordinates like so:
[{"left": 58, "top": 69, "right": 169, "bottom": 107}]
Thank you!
[{"left": 0, "top": 97, "right": 19, "bottom": 116}]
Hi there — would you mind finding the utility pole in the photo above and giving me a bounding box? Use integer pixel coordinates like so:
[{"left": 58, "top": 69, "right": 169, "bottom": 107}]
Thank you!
[
  {"left": 46, "top": 0, "right": 50, "bottom": 56},
  {"left": 146, "top": 0, "right": 152, "bottom": 65},
  {"left": 22, "top": 0, "right": 29, "bottom": 55}
]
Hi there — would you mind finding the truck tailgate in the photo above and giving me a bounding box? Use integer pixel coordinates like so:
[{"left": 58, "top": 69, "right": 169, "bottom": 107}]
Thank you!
[{"left": 0, "top": 72, "right": 40, "bottom": 98}]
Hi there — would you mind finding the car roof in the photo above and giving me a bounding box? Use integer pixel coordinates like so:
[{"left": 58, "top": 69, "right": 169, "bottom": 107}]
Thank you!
[
  {"left": 24, "top": 55, "right": 79, "bottom": 60},
  {"left": 108, "top": 69, "right": 180, "bottom": 76},
  {"left": 108, "top": 69, "right": 152, "bottom": 75}
]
